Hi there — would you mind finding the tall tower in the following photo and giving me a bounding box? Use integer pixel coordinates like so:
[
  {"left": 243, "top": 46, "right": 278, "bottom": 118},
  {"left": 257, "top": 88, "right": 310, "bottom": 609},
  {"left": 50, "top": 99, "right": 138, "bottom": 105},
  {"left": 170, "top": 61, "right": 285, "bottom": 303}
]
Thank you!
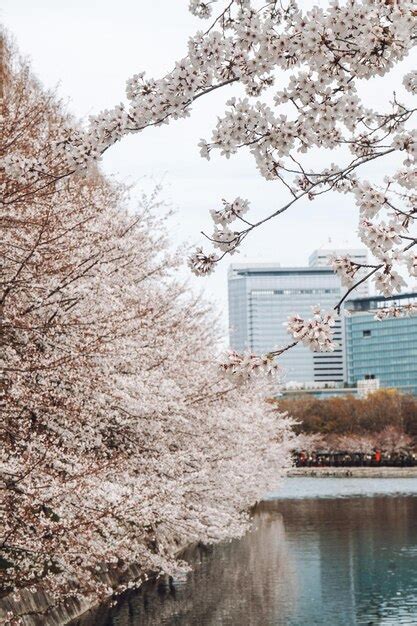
[{"left": 228, "top": 263, "right": 345, "bottom": 384}]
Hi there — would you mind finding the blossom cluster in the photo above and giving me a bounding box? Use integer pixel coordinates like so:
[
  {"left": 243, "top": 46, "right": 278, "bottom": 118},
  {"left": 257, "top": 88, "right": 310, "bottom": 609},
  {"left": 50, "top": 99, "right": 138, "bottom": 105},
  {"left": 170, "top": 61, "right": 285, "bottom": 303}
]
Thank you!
[
  {"left": 359, "top": 219, "right": 404, "bottom": 256},
  {"left": 285, "top": 307, "right": 337, "bottom": 352},
  {"left": 188, "top": 247, "right": 219, "bottom": 276},
  {"left": 406, "top": 253, "right": 417, "bottom": 277},
  {"left": 185, "top": 2, "right": 416, "bottom": 297},
  {"left": 210, "top": 197, "right": 250, "bottom": 226},
  {"left": 374, "top": 267, "right": 407, "bottom": 297},
  {"left": 189, "top": 0, "right": 213, "bottom": 19},
  {"left": 330, "top": 256, "right": 361, "bottom": 288},
  {"left": 219, "top": 350, "right": 280, "bottom": 382},
  {"left": 374, "top": 303, "right": 417, "bottom": 320},
  {"left": 354, "top": 181, "right": 386, "bottom": 220}
]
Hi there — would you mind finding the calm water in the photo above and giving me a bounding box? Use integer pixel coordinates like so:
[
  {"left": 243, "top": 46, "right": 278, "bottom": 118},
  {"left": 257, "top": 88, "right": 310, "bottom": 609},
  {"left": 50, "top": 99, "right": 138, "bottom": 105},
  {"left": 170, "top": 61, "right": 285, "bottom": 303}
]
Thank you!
[{"left": 76, "top": 478, "right": 417, "bottom": 626}]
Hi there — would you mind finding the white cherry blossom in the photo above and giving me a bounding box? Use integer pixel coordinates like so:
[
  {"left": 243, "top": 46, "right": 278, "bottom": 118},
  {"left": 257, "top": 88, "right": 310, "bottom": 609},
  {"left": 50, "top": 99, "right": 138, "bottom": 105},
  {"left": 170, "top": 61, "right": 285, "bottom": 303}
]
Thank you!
[
  {"left": 405, "top": 253, "right": 417, "bottom": 277},
  {"left": 188, "top": 247, "right": 219, "bottom": 275},
  {"left": 285, "top": 307, "right": 337, "bottom": 352},
  {"left": 374, "top": 267, "right": 407, "bottom": 296},
  {"left": 219, "top": 350, "right": 280, "bottom": 382},
  {"left": 375, "top": 303, "right": 417, "bottom": 319}
]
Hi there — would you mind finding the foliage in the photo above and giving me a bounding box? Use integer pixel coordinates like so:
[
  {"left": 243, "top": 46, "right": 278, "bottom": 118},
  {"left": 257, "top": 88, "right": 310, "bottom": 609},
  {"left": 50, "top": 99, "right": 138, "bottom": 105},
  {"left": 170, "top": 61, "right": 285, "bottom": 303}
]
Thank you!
[{"left": 277, "top": 390, "right": 417, "bottom": 440}]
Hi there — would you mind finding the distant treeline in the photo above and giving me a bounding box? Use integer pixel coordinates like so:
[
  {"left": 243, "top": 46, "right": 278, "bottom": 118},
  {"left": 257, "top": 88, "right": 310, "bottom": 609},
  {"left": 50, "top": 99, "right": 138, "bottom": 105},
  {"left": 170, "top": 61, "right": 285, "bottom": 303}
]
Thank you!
[{"left": 276, "top": 390, "right": 417, "bottom": 439}]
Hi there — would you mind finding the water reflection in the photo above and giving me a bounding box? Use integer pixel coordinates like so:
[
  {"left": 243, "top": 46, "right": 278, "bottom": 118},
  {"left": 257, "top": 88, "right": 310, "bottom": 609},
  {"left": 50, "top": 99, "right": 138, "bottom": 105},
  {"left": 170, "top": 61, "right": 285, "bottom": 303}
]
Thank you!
[{"left": 74, "top": 491, "right": 417, "bottom": 625}]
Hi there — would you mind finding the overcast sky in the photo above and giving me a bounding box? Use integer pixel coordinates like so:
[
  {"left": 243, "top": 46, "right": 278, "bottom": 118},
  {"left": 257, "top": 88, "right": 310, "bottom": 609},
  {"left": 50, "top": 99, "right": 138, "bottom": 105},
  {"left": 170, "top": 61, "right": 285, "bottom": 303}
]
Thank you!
[{"left": 2, "top": 1, "right": 415, "bottom": 332}]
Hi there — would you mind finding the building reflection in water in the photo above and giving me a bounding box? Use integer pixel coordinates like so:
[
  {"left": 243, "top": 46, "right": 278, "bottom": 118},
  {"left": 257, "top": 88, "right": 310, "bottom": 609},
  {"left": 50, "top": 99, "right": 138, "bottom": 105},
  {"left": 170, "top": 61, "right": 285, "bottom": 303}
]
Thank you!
[{"left": 75, "top": 496, "right": 417, "bottom": 626}]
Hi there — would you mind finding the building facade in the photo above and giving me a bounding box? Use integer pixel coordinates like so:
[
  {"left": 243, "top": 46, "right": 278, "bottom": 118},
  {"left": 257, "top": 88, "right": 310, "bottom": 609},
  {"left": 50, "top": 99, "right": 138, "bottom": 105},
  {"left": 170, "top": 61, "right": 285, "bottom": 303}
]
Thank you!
[
  {"left": 228, "top": 263, "right": 345, "bottom": 384},
  {"left": 345, "top": 293, "right": 417, "bottom": 395}
]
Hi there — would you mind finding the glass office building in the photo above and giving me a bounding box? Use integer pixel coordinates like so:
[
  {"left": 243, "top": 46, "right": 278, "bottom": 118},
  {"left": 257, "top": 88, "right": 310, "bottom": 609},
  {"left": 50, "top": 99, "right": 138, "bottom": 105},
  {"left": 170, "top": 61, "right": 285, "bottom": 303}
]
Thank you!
[
  {"left": 345, "top": 293, "right": 417, "bottom": 395},
  {"left": 228, "top": 263, "right": 345, "bottom": 384}
]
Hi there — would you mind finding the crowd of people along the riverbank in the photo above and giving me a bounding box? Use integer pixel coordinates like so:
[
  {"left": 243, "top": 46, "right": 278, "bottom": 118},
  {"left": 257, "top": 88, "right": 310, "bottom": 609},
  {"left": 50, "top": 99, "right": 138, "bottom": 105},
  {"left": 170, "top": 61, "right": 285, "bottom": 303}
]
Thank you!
[{"left": 294, "top": 449, "right": 417, "bottom": 468}]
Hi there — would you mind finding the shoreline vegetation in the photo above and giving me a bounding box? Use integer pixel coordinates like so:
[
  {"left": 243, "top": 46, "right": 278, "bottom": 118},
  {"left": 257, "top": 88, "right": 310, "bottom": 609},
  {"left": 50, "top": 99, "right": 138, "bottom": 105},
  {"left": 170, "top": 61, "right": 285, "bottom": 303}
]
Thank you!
[{"left": 275, "top": 389, "right": 417, "bottom": 461}]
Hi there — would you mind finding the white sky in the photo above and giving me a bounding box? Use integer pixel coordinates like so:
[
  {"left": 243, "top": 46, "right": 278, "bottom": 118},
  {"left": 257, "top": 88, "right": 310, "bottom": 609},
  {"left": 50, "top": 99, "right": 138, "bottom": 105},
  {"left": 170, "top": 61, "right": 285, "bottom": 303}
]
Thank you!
[{"left": 2, "top": 1, "right": 415, "bottom": 333}]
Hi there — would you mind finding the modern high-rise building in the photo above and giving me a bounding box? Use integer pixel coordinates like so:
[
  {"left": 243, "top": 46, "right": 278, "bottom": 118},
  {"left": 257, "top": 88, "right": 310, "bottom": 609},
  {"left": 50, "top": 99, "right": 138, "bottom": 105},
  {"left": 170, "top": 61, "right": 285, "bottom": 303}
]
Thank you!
[
  {"left": 228, "top": 263, "right": 345, "bottom": 384},
  {"left": 228, "top": 249, "right": 369, "bottom": 385},
  {"left": 309, "top": 248, "right": 369, "bottom": 298},
  {"left": 345, "top": 292, "right": 417, "bottom": 395}
]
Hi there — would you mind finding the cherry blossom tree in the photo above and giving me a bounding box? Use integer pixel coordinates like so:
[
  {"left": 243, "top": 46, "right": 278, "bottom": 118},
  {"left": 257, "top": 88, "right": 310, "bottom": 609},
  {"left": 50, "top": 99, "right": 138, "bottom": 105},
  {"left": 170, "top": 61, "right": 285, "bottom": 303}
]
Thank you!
[
  {"left": 3, "top": 1, "right": 416, "bottom": 377},
  {"left": 331, "top": 434, "right": 375, "bottom": 454},
  {"left": 291, "top": 432, "right": 326, "bottom": 453},
  {"left": 375, "top": 425, "right": 414, "bottom": 452},
  {"left": 1, "top": 39, "right": 296, "bottom": 620}
]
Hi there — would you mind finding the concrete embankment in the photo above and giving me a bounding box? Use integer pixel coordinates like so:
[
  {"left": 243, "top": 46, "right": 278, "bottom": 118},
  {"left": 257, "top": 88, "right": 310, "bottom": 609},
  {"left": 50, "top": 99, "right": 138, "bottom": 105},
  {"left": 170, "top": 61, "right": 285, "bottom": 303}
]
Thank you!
[
  {"left": 0, "top": 558, "right": 170, "bottom": 626},
  {"left": 288, "top": 466, "right": 417, "bottom": 478},
  {"left": 0, "top": 546, "right": 185, "bottom": 625},
  {"left": 0, "top": 587, "right": 91, "bottom": 626},
  {"left": 0, "top": 563, "right": 147, "bottom": 625}
]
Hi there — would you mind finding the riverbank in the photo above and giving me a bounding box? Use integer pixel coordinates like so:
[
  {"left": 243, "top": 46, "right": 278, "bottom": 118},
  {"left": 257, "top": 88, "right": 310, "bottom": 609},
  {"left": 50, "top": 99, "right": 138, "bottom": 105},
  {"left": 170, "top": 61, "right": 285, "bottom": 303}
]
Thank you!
[{"left": 288, "top": 466, "right": 417, "bottom": 478}]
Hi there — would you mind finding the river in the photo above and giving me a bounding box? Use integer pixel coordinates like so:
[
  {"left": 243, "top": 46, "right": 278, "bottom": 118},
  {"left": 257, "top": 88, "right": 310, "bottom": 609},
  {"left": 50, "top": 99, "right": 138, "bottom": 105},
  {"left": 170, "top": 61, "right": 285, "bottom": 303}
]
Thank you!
[{"left": 74, "top": 477, "right": 417, "bottom": 625}]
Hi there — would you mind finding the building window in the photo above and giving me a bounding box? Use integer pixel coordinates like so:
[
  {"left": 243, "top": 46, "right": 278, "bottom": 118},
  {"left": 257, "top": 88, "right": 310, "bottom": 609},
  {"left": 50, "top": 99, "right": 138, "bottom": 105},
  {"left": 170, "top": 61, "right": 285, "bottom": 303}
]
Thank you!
[{"left": 363, "top": 330, "right": 371, "bottom": 337}]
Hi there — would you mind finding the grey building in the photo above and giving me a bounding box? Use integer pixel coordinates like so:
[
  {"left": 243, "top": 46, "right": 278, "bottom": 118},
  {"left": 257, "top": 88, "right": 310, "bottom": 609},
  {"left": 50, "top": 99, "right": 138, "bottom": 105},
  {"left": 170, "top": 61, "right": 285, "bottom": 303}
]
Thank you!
[
  {"left": 228, "top": 263, "right": 345, "bottom": 384},
  {"left": 345, "top": 292, "right": 417, "bottom": 395}
]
